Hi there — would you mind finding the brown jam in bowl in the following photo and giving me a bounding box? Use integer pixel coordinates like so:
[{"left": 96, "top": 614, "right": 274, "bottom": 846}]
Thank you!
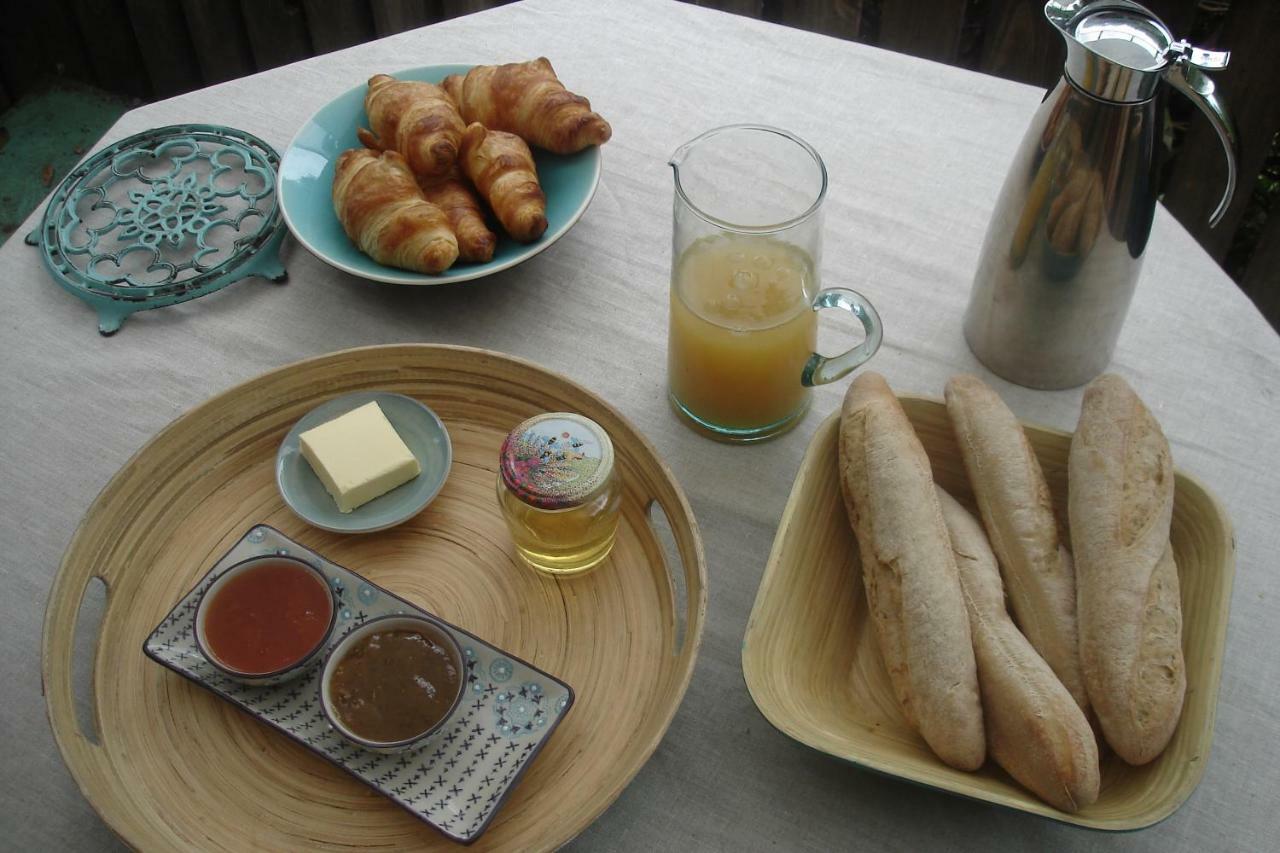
[{"left": 329, "top": 621, "right": 463, "bottom": 744}]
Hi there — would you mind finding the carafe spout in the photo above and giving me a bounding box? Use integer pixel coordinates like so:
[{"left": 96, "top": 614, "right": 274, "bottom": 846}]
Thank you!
[{"left": 1044, "top": 0, "right": 1085, "bottom": 34}]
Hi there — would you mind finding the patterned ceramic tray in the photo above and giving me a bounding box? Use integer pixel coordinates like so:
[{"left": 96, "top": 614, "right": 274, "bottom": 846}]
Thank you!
[{"left": 144, "top": 524, "right": 574, "bottom": 844}]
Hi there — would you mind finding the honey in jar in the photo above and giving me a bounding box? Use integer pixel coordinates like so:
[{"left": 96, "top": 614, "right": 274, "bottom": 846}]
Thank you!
[{"left": 497, "top": 413, "right": 621, "bottom": 577}]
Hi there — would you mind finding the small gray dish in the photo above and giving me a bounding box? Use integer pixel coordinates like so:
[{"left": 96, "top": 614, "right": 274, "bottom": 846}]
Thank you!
[{"left": 276, "top": 391, "right": 451, "bottom": 533}]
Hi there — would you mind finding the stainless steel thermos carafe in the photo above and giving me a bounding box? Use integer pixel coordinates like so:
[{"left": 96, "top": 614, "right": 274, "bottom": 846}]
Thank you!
[{"left": 963, "top": 0, "right": 1238, "bottom": 389}]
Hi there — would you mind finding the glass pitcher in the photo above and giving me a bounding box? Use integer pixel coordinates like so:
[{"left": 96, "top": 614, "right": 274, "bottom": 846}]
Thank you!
[{"left": 667, "top": 125, "right": 883, "bottom": 442}]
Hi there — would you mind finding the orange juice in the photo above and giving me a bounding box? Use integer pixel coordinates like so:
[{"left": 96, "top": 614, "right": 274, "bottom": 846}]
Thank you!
[{"left": 668, "top": 234, "right": 817, "bottom": 433}]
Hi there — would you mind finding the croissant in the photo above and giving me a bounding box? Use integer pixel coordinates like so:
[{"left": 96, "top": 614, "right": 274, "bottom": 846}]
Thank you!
[
  {"left": 332, "top": 148, "right": 458, "bottom": 273},
  {"left": 459, "top": 123, "right": 547, "bottom": 243},
  {"left": 441, "top": 58, "right": 611, "bottom": 154},
  {"left": 357, "top": 74, "right": 465, "bottom": 179},
  {"left": 418, "top": 168, "right": 497, "bottom": 263}
]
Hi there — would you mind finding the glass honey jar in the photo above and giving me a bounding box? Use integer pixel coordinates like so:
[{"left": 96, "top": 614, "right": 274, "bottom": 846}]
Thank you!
[{"left": 497, "top": 413, "right": 621, "bottom": 577}]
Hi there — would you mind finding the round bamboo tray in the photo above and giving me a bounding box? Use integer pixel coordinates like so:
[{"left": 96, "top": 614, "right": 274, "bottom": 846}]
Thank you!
[{"left": 43, "top": 344, "right": 706, "bottom": 851}]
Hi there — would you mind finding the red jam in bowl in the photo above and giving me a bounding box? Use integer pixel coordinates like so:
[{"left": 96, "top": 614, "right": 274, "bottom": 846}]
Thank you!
[{"left": 202, "top": 558, "right": 333, "bottom": 675}]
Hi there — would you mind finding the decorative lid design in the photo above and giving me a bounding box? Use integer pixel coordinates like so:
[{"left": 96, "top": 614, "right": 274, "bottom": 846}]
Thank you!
[{"left": 500, "top": 413, "right": 614, "bottom": 510}]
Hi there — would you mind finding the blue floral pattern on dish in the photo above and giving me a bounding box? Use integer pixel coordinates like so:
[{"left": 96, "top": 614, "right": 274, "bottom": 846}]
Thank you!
[
  {"left": 494, "top": 683, "right": 548, "bottom": 738},
  {"left": 489, "top": 657, "right": 514, "bottom": 683},
  {"left": 142, "top": 525, "right": 574, "bottom": 843}
]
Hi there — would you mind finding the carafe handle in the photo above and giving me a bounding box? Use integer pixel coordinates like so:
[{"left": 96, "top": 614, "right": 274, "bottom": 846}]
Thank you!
[
  {"left": 801, "top": 288, "right": 883, "bottom": 387},
  {"left": 1162, "top": 42, "right": 1239, "bottom": 227}
]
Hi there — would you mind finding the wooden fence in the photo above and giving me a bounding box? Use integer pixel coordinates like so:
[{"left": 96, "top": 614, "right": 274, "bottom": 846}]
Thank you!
[{"left": 1, "top": 0, "right": 1275, "bottom": 324}]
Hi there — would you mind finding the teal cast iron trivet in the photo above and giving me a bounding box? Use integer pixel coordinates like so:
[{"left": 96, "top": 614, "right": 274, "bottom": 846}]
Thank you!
[{"left": 26, "top": 124, "right": 288, "bottom": 335}]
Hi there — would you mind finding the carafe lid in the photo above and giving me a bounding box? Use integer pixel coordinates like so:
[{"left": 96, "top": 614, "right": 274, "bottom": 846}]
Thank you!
[
  {"left": 1046, "top": 1, "right": 1225, "bottom": 102},
  {"left": 1044, "top": 1, "right": 1238, "bottom": 226}
]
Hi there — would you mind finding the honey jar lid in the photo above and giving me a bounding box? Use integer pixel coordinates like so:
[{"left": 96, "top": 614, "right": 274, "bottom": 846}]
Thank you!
[{"left": 500, "top": 412, "right": 614, "bottom": 510}]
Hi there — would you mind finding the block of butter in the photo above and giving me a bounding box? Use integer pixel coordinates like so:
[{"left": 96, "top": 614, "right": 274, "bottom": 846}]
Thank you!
[{"left": 299, "top": 401, "right": 421, "bottom": 513}]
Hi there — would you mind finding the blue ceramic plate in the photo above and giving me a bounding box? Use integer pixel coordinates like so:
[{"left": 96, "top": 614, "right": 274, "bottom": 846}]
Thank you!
[
  {"left": 276, "top": 391, "right": 452, "bottom": 533},
  {"left": 277, "top": 64, "right": 602, "bottom": 284}
]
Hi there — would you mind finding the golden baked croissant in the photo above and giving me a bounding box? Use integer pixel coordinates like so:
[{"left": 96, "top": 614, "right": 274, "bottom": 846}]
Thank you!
[
  {"left": 441, "top": 58, "right": 611, "bottom": 154},
  {"left": 459, "top": 123, "right": 547, "bottom": 243},
  {"left": 418, "top": 168, "right": 497, "bottom": 263},
  {"left": 357, "top": 74, "right": 465, "bottom": 179},
  {"left": 332, "top": 148, "right": 459, "bottom": 273}
]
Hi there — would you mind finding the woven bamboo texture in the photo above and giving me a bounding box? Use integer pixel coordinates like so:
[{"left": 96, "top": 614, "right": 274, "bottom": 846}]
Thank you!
[{"left": 42, "top": 344, "right": 706, "bottom": 851}]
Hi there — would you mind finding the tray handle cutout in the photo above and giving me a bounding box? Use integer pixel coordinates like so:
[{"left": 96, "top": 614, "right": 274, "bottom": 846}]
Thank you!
[
  {"left": 647, "top": 498, "right": 691, "bottom": 658},
  {"left": 71, "top": 576, "right": 109, "bottom": 745},
  {"left": 43, "top": 569, "right": 111, "bottom": 768}
]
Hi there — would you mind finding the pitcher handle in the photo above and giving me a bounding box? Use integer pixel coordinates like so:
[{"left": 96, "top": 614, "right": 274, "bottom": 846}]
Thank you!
[
  {"left": 801, "top": 288, "right": 883, "bottom": 387},
  {"left": 1162, "top": 42, "right": 1239, "bottom": 227}
]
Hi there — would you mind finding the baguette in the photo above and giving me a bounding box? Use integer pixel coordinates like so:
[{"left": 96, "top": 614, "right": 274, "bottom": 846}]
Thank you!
[
  {"left": 937, "top": 487, "right": 1099, "bottom": 812},
  {"left": 838, "top": 372, "right": 985, "bottom": 771},
  {"left": 945, "top": 374, "right": 1089, "bottom": 715},
  {"left": 1069, "top": 374, "right": 1185, "bottom": 765}
]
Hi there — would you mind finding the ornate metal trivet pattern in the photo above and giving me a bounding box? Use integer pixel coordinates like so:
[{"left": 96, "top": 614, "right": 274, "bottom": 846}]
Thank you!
[{"left": 26, "top": 124, "right": 288, "bottom": 335}]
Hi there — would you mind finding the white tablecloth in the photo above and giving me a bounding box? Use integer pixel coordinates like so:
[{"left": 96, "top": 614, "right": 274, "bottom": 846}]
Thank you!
[{"left": 3, "top": 0, "right": 1278, "bottom": 849}]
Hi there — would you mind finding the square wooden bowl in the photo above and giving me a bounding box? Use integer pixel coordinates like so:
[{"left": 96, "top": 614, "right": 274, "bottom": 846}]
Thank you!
[{"left": 742, "top": 396, "right": 1235, "bottom": 830}]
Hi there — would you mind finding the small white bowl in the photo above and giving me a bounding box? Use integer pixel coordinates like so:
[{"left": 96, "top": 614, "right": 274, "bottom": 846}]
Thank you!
[
  {"left": 194, "top": 555, "right": 336, "bottom": 686},
  {"left": 320, "top": 614, "right": 465, "bottom": 753}
]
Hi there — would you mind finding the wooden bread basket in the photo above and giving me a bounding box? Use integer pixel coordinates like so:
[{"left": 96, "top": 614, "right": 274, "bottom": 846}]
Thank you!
[{"left": 742, "top": 396, "right": 1233, "bottom": 830}]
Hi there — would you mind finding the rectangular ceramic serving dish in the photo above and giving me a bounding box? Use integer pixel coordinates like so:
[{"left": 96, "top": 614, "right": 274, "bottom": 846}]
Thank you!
[
  {"left": 144, "top": 525, "right": 574, "bottom": 844},
  {"left": 742, "top": 396, "right": 1234, "bottom": 830}
]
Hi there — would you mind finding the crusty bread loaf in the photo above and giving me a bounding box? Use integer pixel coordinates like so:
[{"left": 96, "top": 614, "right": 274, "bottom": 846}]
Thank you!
[
  {"left": 838, "top": 372, "right": 985, "bottom": 771},
  {"left": 1070, "top": 374, "right": 1185, "bottom": 765},
  {"left": 936, "top": 487, "right": 1099, "bottom": 811},
  {"left": 945, "top": 374, "right": 1089, "bottom": 715}
]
